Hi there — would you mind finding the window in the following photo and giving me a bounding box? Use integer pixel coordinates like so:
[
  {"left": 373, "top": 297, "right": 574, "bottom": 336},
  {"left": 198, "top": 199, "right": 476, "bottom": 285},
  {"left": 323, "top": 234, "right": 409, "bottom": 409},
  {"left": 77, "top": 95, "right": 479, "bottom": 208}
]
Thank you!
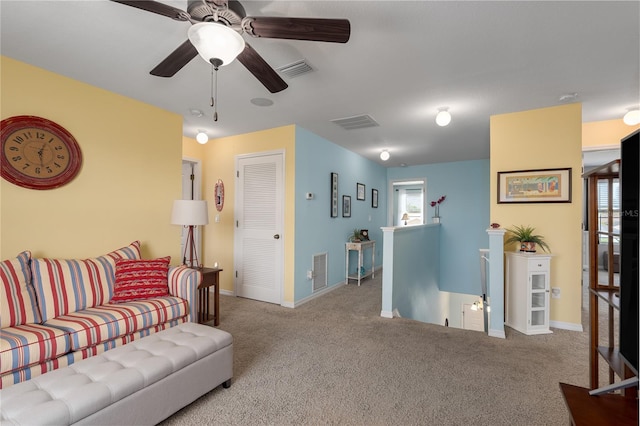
[
  {"left": 398, "top": 187, "right": 423, "bottom": 225},
  {"left": 597, "top": 178, "right": 620, "bottom": 244},
  {"left": 391, "top": 179, "right": 426, "bottom": 227}
]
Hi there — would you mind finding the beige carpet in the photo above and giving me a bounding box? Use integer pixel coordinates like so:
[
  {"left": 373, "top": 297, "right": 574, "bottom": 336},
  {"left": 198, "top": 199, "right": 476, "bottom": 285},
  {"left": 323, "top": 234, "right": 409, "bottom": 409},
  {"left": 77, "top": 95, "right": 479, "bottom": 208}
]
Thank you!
[{"left": 161, "top": 274, "right": 590, "bottom": 425}]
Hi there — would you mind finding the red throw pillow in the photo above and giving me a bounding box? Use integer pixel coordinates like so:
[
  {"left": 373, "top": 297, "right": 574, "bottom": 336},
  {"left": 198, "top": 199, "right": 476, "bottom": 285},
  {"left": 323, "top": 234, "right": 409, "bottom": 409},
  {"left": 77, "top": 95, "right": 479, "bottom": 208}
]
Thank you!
[{"left": 111, "top": 257, "right": 170, "bottom": 303}]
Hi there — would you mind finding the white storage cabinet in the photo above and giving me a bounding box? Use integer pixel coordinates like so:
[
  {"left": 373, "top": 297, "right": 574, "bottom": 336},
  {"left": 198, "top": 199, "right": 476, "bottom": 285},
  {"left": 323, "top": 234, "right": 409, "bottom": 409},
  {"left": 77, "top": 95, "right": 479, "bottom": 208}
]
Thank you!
[{"left": 505, "top": 252, "right": 553, "bottom": 335}]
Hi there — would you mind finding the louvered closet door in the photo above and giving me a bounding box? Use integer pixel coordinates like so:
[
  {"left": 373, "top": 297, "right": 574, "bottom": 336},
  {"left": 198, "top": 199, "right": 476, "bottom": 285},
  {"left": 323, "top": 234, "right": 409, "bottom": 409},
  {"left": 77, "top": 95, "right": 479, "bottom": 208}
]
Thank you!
[{"left": 235, "top": 152, "right": 284, "bottom": 304}]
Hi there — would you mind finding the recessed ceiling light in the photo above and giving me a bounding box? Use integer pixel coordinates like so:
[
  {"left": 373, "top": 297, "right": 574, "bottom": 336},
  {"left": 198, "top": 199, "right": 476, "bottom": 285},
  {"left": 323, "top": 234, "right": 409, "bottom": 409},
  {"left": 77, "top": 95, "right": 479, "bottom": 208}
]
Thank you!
[
  {"left": 189, "top": 108, "right": 204, "bottom": 117},
  {"left": 380, "top": 150, "right": 390, "bottom": 161},
  {"left": 250, "top": 98, "right": 274, "bottom": 107}
]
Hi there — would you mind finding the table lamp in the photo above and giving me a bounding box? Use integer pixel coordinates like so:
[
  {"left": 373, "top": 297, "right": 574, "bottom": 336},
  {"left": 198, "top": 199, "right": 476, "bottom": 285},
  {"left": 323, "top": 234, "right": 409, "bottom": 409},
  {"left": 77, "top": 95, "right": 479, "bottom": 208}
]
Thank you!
[{"left": 171, "top": 200, "right": 209, "bottom": 268}]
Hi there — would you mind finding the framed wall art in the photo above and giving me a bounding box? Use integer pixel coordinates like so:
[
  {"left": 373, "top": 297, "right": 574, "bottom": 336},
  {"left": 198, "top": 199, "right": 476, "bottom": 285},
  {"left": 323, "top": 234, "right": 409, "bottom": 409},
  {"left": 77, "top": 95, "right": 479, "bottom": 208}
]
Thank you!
[
  {"left": 497, "top": 168, "right": 572, "bottom": 203},
  {"left": 357, "top": 182, "right": 365, "bottom": 201},
  {"left": 372, "top": 188, "right": 378, "bottom": 208},
  {"left": 343, "top": 195, "right": 351, "bottom": 217},
  {"left": 330, "top": 172, "right": 339, "bottom": 217}
]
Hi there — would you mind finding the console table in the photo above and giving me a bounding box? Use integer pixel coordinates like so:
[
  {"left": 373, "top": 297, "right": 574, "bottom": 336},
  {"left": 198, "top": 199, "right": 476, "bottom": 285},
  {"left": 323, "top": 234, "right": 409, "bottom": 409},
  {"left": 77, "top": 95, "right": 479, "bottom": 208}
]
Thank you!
[
  {"left": 197, "top": 267, "right": 222, "bottom": 326},
  {"left": 345, "top": 240, "right": 375, "bottom": 286}
]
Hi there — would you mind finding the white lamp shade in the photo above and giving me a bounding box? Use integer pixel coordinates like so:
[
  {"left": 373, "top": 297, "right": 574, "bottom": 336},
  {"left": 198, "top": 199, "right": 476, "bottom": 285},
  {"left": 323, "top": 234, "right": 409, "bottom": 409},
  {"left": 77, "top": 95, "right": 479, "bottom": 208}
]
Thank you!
[
  {"left": 623, "top": 109, "right": 640, "bottom": 126},
  {"left": 436, "top": 110, "right": 452, "bottom": 127},
  {"left": 171, "top": 200, "right": 209, "bottom": 226},
  {"left": 188, "top": 22, "right": 246, "bottom": 66}
]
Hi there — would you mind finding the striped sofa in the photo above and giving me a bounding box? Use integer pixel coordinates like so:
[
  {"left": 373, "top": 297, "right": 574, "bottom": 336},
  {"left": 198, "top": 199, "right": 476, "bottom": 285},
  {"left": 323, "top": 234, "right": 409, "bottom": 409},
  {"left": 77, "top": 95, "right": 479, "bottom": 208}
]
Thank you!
[{"left": 0, "top": 241, "right": 200, "bottom": 389}]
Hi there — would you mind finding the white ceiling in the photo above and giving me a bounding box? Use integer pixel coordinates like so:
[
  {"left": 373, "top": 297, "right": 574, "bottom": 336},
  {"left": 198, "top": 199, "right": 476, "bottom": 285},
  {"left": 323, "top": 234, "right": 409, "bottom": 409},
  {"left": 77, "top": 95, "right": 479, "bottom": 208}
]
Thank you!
[{"left": 1, "top": 1, "right": 639, "bottom": 167}]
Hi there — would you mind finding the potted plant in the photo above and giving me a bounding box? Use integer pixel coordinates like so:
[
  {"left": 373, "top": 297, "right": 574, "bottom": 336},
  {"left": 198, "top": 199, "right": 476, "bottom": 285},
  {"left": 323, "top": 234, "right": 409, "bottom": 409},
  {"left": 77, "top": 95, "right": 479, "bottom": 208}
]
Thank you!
[
  {"left": 349, "top": 228, "right": 361, "bottom": 242},
  {"left": 505, "top": 225, "right": 550, "bottom": 253},
  {"left": 430, "top": 195, "right": 446, "bottom": 223}
]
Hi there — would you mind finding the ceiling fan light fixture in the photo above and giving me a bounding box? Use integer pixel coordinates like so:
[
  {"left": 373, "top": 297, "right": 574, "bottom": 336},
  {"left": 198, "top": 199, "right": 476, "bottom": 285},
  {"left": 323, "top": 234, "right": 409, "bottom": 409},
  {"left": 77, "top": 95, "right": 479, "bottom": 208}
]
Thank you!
[
  {"left": 188, "top": 22, "right": 246, "bottom": 66},
  {"left": 436, "top": 108, "right": 451, "bottom": 127},
  {"left": 380, "top": 150, "right": 390, "bottom": 161},
  {"left": 623, "top": 108, "right": 640, "bottom": 126},
  {"left": 196, "top": 131, "right": 209, "bottom": 144}
]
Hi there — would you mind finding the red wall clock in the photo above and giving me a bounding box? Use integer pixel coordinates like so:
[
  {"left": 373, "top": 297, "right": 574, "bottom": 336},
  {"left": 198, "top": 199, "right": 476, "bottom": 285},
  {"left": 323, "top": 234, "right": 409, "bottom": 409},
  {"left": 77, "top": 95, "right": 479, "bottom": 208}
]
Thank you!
[
  {"left": 215, "top": 179, "right": 224, "bottom": 211},
  {"left": 1, "top": 115, "right": 83, "bottom": 190}
]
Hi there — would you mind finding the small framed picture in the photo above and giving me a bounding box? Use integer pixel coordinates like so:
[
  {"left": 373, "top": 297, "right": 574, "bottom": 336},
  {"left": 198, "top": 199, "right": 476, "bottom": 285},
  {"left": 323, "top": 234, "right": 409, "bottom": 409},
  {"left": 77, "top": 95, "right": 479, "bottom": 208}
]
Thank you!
[
  {"left": 330, "top": 172, "right": 339, "bottom": 217},
  {"left": 371, "top": 188, "right": 378, "bottom": 208},
  {"left": 342, "top": 195, "right": 351, "bottom": 217},
  {"left": 357, "top": 183, "right": 365, "bottom": 201}
]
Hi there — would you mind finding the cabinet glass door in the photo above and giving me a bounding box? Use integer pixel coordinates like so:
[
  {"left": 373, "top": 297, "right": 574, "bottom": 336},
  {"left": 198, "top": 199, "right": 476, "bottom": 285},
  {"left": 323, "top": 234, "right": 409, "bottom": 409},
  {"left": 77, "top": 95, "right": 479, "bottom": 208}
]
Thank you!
[
  {"left": 531, "top": 274, "right": 545, "bottom": 290},
  {"left": 530, "top": 273, "right": 547, "bottom": 327}
]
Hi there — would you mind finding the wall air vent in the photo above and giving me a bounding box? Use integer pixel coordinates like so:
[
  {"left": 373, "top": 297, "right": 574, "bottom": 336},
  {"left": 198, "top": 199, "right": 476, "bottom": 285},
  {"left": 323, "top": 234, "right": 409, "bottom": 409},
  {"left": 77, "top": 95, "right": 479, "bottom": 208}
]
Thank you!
[
  {"left": 331, "top": 114, "right": 379, "bottom": 130},
  {"left": 276, "top": 60, "right": 314, "bottom": 78},
  {"left": 312, "top": 252, "right": 328, "bottom": 292}
]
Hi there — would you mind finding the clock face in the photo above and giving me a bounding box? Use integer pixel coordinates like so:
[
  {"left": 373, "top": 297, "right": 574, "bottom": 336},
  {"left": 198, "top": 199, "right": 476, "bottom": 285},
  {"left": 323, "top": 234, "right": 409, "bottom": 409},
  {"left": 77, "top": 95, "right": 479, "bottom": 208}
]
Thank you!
[{"left": 1, "top": 116, "right": 82, "bottom": 190}]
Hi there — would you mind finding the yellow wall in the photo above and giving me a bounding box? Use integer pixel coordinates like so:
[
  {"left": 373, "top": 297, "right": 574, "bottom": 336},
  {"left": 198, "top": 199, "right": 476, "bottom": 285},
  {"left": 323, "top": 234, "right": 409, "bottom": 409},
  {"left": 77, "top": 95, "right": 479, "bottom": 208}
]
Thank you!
[
  {"left": 1, "top": 57, "right": 184, "bottom": 261},
  {"left": 490, "top": 103, "right": 583, "bottom": 327},
  {"left": 583, "top": 119, "right": 640, "bottom": 149},
  {"left": 183, "top": 126, "right": 296, "bottom": 303},
  {"left": 182, "top": 136, "right": 206, "bottom": 161}
]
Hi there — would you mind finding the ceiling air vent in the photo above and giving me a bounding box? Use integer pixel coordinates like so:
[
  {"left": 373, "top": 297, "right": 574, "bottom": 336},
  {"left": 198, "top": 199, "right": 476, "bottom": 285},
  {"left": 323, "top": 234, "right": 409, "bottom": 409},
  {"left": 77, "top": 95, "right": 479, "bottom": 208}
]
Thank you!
[
  {"left": 331, "top": 114, "right": 379, "bottom": 130},
  {"left": 276, "top": 60, "right": 314, "bottom": 78}
]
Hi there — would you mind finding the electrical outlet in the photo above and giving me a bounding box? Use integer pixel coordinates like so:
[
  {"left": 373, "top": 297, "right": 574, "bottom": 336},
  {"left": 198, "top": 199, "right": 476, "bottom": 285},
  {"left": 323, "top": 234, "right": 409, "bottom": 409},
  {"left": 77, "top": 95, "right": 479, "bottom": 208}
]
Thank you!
[
  {"left": 551, "top": 287, "right": 561, "bottom": 299},
  {"left": 306, "top": 270, "right": 313, "bottom": 280}
]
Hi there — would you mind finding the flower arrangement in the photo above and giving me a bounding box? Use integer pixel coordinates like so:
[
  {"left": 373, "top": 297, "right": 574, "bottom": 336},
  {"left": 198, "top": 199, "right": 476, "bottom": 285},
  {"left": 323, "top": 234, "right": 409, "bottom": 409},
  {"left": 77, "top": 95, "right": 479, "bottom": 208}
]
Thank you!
[{"left": 430, "top": 195, "right": 446, "bottom": 217}]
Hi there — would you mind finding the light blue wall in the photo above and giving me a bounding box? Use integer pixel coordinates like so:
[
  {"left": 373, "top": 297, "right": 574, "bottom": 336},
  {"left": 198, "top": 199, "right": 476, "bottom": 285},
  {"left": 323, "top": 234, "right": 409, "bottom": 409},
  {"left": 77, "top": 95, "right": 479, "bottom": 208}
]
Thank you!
[
  {"left": 294, "top": 127, "right": 387, "bottom": 302},
  {"left": 389, "top": 225, "right": 442, "bottom": 324},
  {"left": 387, "top": 159, "right": 490, "bottom": 295}
]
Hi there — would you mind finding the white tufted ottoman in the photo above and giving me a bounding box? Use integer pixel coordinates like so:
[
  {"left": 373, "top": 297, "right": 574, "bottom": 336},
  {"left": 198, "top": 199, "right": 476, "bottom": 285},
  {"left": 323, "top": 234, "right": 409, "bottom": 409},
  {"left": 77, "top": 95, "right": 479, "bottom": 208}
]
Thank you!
[{"left": 0, "top": 322, "right": 233, "bottom": 425}]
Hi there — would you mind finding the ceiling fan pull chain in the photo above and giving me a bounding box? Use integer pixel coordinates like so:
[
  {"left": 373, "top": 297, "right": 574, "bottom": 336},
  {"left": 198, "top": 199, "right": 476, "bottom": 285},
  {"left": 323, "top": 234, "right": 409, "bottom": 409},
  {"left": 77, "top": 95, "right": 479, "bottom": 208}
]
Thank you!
[
  {"left": 214, "top": 63, "right": 219, "bottom": 121},
  {"left": 210, "top": 62, "right": 218, "bottom": 122}
]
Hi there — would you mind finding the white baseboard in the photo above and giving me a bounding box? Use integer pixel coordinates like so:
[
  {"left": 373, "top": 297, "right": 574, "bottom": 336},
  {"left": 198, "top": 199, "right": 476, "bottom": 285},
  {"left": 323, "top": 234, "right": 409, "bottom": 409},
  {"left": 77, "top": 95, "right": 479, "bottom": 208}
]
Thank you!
[
  {"left": 284, "top": 282, "right": 346, "bottom": 308},
  {"left": 219, "top": 283, "right": 347, "bottom": 308},
  {"left": 550, "top": 320, "right": 584, "bottom": 332}
]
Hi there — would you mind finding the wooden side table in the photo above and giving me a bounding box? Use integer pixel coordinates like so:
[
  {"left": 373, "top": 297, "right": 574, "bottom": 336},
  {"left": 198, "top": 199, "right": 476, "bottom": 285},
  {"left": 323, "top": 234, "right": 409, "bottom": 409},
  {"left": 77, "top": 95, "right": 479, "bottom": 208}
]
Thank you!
[{"left": 197, "top": 267, "right": 222, "bottom": 326}]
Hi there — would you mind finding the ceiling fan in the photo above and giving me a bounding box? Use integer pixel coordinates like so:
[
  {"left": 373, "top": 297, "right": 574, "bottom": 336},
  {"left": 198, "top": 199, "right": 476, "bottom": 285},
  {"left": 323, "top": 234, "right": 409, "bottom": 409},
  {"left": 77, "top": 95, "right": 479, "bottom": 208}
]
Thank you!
[{"left": 111, "top": 0, "right": 351, "bottom": 93}]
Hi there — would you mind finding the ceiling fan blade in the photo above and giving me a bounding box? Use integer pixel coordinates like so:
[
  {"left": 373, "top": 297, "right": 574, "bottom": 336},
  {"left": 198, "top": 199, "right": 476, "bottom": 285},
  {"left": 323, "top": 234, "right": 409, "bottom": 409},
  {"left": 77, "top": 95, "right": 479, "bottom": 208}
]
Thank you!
[
  {"left": 150, "top": 40, "right": 198, "bottom": 77},
  {"left": 236, "top": 43, "right": 288, "bottom": 93},
  {"left": 243, "top": 17, "right": 350, "bottom": 43},
  {"left": 110, "top": 0, "right": 189, "bottom": 21}
]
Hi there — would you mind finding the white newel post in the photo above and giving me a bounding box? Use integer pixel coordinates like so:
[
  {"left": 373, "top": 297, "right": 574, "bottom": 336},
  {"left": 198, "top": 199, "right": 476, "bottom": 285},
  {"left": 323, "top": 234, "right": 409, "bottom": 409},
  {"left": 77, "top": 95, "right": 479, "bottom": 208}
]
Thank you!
[
  {"left": 380, "top": 227, "right": 395, "bottom": 318},
  {"left": 487, "top": 228, "right": 507, "bottom": 338}
]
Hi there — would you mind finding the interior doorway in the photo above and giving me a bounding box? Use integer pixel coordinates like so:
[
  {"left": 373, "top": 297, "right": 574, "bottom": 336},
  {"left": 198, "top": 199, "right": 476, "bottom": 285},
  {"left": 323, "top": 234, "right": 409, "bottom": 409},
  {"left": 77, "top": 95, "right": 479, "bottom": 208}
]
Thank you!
[
  {"left": 388, "top": 178, "right": 426, "bottom": 226},
  {"left": 581, "top": 147, "right": 620, "bottom": 311}
]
